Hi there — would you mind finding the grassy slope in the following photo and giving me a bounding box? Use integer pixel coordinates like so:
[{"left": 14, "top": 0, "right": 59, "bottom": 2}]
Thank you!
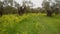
[{"left": 0, "top": 13, "right": 60, "bottom": 34}]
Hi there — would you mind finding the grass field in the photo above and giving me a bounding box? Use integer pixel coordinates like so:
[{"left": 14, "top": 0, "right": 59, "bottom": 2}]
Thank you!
[{"left": 0, "top": 13, "right": 60, "bottom": 34}]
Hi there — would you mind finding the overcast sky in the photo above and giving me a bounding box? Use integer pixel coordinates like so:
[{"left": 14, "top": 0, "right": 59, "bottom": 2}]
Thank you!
[{"left": 15, "top": 0, "right": 43, "bottom": 8}]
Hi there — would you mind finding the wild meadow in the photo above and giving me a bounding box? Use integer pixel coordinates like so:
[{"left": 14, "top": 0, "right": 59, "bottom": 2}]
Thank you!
[{"left": 0, "top": 13, "right": 60, "bottom": 34}]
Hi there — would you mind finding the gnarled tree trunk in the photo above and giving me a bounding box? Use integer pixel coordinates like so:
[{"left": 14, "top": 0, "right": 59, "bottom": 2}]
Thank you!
[
  {"left": 18, "top": 6, "right": 26, "bottom": 15},
  {"left": 0, "top": 5, "right": 3, "bottom": 16},
  {"left": 47, "top": 9, "right": 53, "bottom": 17}
]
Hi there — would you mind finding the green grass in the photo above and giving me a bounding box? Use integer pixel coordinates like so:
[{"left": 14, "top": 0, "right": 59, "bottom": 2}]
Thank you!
[{"left": 0, "top": 13, "right": 60, "bottom": 34}]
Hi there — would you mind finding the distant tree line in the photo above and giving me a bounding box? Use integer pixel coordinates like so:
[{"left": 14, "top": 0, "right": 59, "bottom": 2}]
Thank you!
[{"left": 0, "top": 0, "right": 60, "bottom": 17}]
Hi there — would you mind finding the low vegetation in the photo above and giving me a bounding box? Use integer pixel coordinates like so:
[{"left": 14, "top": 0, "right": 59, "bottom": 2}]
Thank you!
[{"left": 0, "top": 13, "right": 60, "bottom": 34}]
